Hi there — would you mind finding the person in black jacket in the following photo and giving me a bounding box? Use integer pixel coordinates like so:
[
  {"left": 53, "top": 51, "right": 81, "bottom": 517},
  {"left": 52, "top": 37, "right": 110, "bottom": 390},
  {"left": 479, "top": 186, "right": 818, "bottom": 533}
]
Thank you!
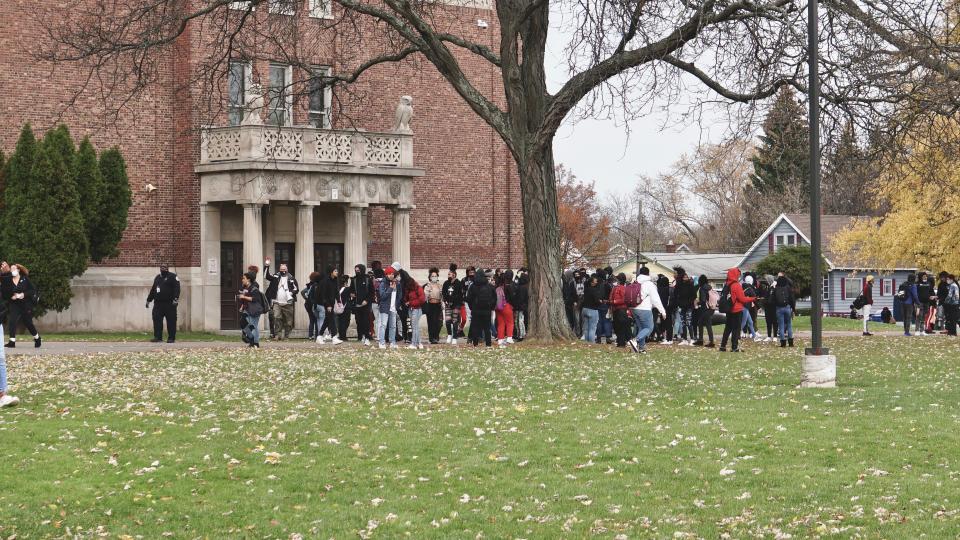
[
  {"left": 672, "top": 267, "right": 696, "bottom": 344},
  {"left": 466, "top": 271, "right": 496, "bottom": 346},
  {"left": 351, "top": 264, "right": 373, "bottom": 345},
  {"left": 442, "top": 264, "right": 464, "bottom": 344},
  {"left": 337, "top": 274, "right": 353, "bottom": 342},
  {"left": 146, "top": 264, "right": 180, "bottom": 343},
  {"left": 302, "top": 272, "right": 320, "bottom": 339},
  {"left": 937, "top": 271, "right": 950, "bottom": 332},
  {"left": 264, "top": 262, "right": 300, "bottom": 340},
  {"left": 581, "top": 275, "right": 604, "bottom": 344},
  {"left": 772, "top": 275, "right": 797, "bottom": 347},
  {"left": 655, "top": 274, "right": 671, "bottom": 342},
  {"left": 693, "top": 274, "right": 715, "bottom": 347},
  {"left": 313, "top": 266, "right": 341, "bottom": 344},
  {"left": 514, "top": 273, "right": 530, "bottom": 341},
  {"left": 5, "top": 264, "right": 41, "bottom": 348},
  {"left": 238, "top": 271, "right": 265, "bottom": 348},
  {"left": 0, "top": 262, "right": 20, "bottom": 407}
]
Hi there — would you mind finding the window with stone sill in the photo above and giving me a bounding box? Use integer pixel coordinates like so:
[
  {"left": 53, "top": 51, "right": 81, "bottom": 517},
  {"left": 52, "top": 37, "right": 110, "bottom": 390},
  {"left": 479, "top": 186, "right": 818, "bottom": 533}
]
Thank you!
[
  {"left": 229, "top": 1, "right": 254, "bottom": 10},
  {"left": 308, "top": 66, "right": 332, "bottom": 128},
  {"left": 309, "top": 0, "right": 332, "bottom": 18},
  {"left": 268, "top": 0, "right": 297, "bottom": 15},
  {"left": 227, "top": 61, "right": 250, "bottom": 126},
  {"left": 266, "top": 64, "right": 293, "bottom": 126}
]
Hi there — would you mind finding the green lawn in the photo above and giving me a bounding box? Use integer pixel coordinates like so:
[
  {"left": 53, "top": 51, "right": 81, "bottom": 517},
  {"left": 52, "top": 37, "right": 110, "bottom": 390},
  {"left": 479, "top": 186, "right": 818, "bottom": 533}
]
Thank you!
[
  {"left": 759, "top": 314, "right": 871, "bottom": 332},
  {"left": 3, "top": 338, "right": 960, "bottom": 538},
  {"left": 42, "top": 331, "right": 236, "bottom": 342}
]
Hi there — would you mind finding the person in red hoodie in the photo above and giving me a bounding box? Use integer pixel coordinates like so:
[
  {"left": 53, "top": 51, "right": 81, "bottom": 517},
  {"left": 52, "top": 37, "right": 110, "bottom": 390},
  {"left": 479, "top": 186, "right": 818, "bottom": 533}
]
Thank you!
[
  {"left": 608, "top": 273, "right": 630, "bottom": 348},
  {"left": 402, "top": 270, "right": 426, "bottom": 349},
  {"left": 720, "top": 268, "right": 757, "bottom": 352}
]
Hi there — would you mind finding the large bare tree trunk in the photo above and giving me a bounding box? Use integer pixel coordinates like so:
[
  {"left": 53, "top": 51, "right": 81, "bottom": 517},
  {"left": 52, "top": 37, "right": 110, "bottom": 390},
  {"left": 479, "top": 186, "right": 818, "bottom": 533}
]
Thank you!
[{"left": 518, "top": 150, "right": 574, "bottom": 341}]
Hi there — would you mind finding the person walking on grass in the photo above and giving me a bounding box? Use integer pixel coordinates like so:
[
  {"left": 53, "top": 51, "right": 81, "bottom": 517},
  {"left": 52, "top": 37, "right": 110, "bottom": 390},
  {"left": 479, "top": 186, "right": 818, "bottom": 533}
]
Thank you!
[
  {"left": 337, "top": 274, "right": 353, "bottom": 342},
  {"left": 377, "top": 267, "right": 403, "bottom": 349},
  {"left": 238, "top": 271, "right": 265, "bottom": 348},
  {"left": 772, "top": 275, "right": 796, "bottom": 347},
  {"left": 693, "top": 274, "right": 716, "bottom": 348},
  {"left": 5, "top": 264, "right": 41, "bottom": 348},
  {"left": 629, "top": 267, "right": 665, "bottom": 353},
  {"left": 466, "top": 270, "right": 496, "bottom": 347},
  {"left": 898, "top": 273, "right": 920, "bottom": 336},
  {"left": 719, "top": 268, "right": 756, "bottom": 353},
  {"left": 0, "top": 262, "right": 20, "bottom": 408},
  {"left": 302, "top": 272, "right": 320, "bottom": 340},
  {"left": 145, "top": 263, "right": 180, "bottom": 344},
  {"left": 608, "top": 273, "right": 630, "bottom": 348},
  {"left": 861, "top": 275, "right": 875, "bottom": 336}
]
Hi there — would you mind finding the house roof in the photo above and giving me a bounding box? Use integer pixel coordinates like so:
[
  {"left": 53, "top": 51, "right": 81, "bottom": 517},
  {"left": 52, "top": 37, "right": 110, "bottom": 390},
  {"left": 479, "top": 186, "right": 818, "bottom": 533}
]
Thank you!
[
  {"left": 640, "top": 252, "right": 744, "bottom": 281},
  {"left": 782, "top": 213, "right": 859, "bottom": 263}
]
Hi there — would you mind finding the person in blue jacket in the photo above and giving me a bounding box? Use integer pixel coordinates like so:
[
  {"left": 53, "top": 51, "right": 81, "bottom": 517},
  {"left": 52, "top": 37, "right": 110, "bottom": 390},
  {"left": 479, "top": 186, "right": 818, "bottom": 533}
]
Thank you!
[{"left": 900, "top": 273, "right": 921, "bottom": 336}]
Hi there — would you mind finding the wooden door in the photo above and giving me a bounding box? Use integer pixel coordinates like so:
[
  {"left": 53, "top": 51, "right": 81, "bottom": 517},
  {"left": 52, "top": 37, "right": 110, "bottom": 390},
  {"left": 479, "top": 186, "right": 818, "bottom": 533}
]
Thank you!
[{"left": 220, "top": 242, "right": 243, "bottom": 330}]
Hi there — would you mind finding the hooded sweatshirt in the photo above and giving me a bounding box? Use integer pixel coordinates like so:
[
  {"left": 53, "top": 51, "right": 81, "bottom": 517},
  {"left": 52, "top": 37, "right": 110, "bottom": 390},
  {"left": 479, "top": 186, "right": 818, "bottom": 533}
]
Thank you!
[
  {"left": 725, "top": 268, "right": 756, "bottom": 314},
  {"left": 352, "top": 264, "right": 372, "bottom": 307},
  {"left": 467, "top": 273, "right": 497, "bottom": 311},
  {"left": 636, "top": 274, "right": 666, "bottom": 313}
]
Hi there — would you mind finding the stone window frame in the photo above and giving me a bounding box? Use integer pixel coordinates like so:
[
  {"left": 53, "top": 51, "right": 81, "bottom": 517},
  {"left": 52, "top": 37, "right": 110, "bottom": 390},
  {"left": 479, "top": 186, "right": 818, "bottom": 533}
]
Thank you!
[
  {"left": 309, "top": 0, "right": 333, "bottom": 18},
  {"left": 266, "top": 63, "right": 294, "bottom": 127},
  {"left": 227, "top": 61, "right": 252, "bottom": 126},
  {"left": 308, "top": 65, "right": 333, "bottom": 128}
]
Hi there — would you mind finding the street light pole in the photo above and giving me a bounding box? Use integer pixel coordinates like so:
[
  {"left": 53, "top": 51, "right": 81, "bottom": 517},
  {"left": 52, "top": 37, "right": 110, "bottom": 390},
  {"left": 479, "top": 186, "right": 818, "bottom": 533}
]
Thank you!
[{"left": 635, "top": 196, "right": 643, "bottom": 275}]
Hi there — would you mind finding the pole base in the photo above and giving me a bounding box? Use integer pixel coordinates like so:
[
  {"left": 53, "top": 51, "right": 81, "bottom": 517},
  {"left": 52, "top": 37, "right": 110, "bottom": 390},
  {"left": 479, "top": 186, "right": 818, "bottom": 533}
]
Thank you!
[{"left": 799, "top": 353, "right": 836, "bottom": 388}]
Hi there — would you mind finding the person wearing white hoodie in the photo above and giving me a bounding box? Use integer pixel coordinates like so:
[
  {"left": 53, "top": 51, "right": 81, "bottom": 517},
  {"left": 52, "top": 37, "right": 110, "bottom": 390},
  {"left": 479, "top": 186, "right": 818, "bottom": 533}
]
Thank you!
[{"left": 629, "top": 267, "right": 666, "bottom": 353}]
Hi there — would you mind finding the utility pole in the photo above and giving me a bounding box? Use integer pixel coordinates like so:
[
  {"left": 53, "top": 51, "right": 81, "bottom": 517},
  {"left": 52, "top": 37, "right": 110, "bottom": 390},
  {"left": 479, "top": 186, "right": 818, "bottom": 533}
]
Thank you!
[{"left": 635, "top": 195, "right": 643, "bottom": 275}]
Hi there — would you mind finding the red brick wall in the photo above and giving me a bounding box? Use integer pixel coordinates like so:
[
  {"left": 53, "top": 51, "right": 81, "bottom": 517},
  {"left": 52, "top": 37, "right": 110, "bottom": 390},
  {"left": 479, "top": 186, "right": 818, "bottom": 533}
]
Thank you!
[{"left": 0, "top": 0, "right": 524, "bottom": 270}]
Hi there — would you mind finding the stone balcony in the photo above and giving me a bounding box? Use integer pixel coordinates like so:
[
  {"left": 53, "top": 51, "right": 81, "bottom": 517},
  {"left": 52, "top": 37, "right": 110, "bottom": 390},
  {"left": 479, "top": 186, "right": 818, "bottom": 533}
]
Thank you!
[{"left": 196, "top": 125, "right": 423, "bottom": 207}]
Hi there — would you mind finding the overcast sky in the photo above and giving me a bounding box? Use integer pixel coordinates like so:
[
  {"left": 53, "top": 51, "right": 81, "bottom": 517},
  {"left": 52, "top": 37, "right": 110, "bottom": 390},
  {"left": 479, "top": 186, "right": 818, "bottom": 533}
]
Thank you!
[{"left": 544, "top": 9, "right": 729, "bottom": 197}]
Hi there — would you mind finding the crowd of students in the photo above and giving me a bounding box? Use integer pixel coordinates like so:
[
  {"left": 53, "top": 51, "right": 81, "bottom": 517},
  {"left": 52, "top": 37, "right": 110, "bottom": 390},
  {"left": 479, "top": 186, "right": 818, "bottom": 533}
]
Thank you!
[
  {"left": 563, "top": 265, "right": 803, "bottom": 353},
  {"left": 236, "top": 261, "right": 531, "bottom": 348},
  {"left": 862, "top": 271, "right": 960, "bottom": 336}
]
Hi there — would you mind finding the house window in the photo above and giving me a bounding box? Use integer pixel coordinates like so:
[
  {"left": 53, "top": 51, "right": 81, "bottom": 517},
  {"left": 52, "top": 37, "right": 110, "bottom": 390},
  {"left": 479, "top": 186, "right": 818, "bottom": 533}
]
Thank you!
[
  {"left": 268, "top": 0, "right": 297, "bottom": 15},
  {"left": 308, "top": 66, "right": 332, "bottom": 128},
  {"left": 882, "top": 278, "right": 893, "bottom": 296},
  {"left": 309, "top": 0, "right": 332, "bottom": 18},
  {"left": 229, "top": 1, "right": 254, "bottom": 10},
  {"left": 775, "top": 234, "right": 798, "bottom": 251},
  {"left": 266, "top": 64, "right": 292, "bottom": 126},
  {"left": 844, "top": 278, "right": 862, "bottom": 300},
  {"left": 822, "top": 275, "right": 829, "bottom": 301},
  {"left": 227, "top": 61, "right": 249, "bottom": 126}
]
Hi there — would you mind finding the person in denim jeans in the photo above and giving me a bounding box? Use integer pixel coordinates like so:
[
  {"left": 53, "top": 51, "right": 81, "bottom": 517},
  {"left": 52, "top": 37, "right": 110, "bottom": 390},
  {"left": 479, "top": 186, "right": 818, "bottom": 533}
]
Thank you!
[
  {"left": 630, "top": 267, "right": 665, "bottom": 353},
  {"left": 0, "top": 263, "right": 20, "bottom": 407},
  {"left": 377, "top": 267, "right": 403, "bottom": 348},
  {"left": 772, "top": 276, "right": 796, "bottom": 347},
  {"left": 402, "top": 270, "right": 426, "bottom": 349},
  {"left": 580, "top": 275, "right": 604, "bottom": 343}
]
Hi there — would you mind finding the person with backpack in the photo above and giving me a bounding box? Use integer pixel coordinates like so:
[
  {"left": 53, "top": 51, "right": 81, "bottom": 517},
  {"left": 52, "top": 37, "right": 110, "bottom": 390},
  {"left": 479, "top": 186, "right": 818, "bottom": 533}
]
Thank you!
[
  {"left": 514, "top": 273, "right": 530, "bottom": 341},
  {"left": 5, "top": 264, "right": 41, "bottom": 348},
  {"left": 581, "top": 274, "right": 604, "bottom": 344},
  {"left": 898, "top": 273, "right": 920, "bottom": 336},
  {"left": 860, "top": 275, "right": 875, "bottom": 336},
  {"left": 238, "top": 270, "right": 266, "bottom": 348},
  {"left": 495, "top": 270, "right": 516, "bottom": 346},
  {"left": 944, "top": 274, "right": 959, "bottom": 336},
  {"left": 336, "top": 274, "right": 353, "bottom": 342},
  {"left": 719, "top": 268, "right": 756, "bottom": 352},
  {"left": 772, "top": 275, "right": 796, "bottom": 347},
  {"left": 608, "top": 273, "right": 630, "bottom": 348},
  {"left": 693, "top": 274, "right": 716, "bottom": 347},
  {"left": 597, "top": 267, "right": 615, "bottom": 344},
  {"left": 629, "top": 267, "right": 666, "bottom": 353},
  {"left": 655, "top": 274, "right": 672, "bottom": 343},
  {"left": 466, "top": 270, "right": 497, "bottom": 347},
  {"left": 402, "top": 270, "right": 426, "bottom": 349},
  {"left": 757, "top": 278, "right": 776, "bottom": 341},
  {"left": 916, "top": 272, "right": 936, "bottom": 335},
  {"left": 0, "top": 262, "right": 20, "bottom": 407},
  {"left": 301, "top": 272, "right": 320, "bottom": 340}
]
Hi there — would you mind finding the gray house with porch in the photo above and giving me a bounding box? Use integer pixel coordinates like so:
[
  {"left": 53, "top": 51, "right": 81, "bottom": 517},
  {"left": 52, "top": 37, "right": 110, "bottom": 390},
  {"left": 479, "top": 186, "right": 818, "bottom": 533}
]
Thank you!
[{"left": 737, "top": 213, "right": 917, "bottom": 316}]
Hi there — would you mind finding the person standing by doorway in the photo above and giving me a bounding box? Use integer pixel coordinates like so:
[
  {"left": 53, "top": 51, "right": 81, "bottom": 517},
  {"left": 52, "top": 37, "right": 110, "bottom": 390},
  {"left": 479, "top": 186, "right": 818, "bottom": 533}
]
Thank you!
[
  {"left": 5, "top": 264, "right": 41, "bottom": 348},
  {"left": 351, "top": 264, "right": 373, "bottom": 345},
  {"left": 264, "top": 262, "right": 299, "bottom": 340},
  {"left": 238, "top": 271, "right": 265, "bottom": 348},
  {"left": 146, "top": 263, "right": 180, "bottom": 343}
]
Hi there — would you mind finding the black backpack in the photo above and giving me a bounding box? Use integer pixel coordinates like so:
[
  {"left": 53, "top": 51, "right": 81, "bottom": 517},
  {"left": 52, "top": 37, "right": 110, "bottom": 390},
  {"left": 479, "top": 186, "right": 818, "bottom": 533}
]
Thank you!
[
  {"left": 774, "top": 286, "right": 791, "bottom": 307},
  {"left": 718, "top": 284, "right": 733, "bottom": 314},
  {"left": 896, "top": 282, "right": 909, "bottom": 300}
]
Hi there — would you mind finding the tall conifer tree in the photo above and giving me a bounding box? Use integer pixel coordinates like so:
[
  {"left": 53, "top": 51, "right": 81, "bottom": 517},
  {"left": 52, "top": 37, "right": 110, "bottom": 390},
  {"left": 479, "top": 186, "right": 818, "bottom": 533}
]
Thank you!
[{"left": 750, "top": 87, "right": 810, "bottom": 210}]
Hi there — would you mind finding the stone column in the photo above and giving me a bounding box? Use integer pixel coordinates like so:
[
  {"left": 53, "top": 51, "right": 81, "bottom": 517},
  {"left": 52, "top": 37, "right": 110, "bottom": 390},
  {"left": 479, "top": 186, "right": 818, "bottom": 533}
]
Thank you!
[
  {"left": 295, "top": 203, "right": 316, "bottom": 333},
  {"left": 344, "top": 203, "right": 367, "bottom": 271},
  {"left": 392, "top": 206, "right": 411, "bottom": 270},
  {"left": 198, "top": 203, "right": 221, "bottom": 332},
  {"left": 242, "top": 203, "right": 264, "bottom": 275}
]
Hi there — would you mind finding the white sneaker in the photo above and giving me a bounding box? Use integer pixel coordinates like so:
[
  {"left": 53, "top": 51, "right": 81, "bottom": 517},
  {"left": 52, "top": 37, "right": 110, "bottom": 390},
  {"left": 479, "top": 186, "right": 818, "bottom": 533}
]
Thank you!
[
  {"left": 363, "top": 338, "right": 370, "bottom": 346},
  {"left": 407, "top": 344, "right": 417, "bottom": 350},
  {"left": 506, "top": 337, "right": 514, "bottom": 344},
  {"left": 678, "top": 340, "right": 690, "bottom": 346},
  {"left": 446, "top": 335, "right": 453, "bottom": 344},
  {"left": 497, "top": 339, "right": 504, "bottom": 346},
  {"left": 316, "top": 335, "right": 325, "bottom": 344},
  {"left": 330, "top": 337, "right": 342, "bottom": 345},
  {"left": 754, "top": 336, "right": 763, "bottom": 342},
  {"left": 417, "top": 344, "right": 424, "bottom": 350},
  {"left": 390, "top": 343, "right": 399, "bottom": 349},
  {"left": 451, "top": 338, "right": 457, "bottom": 345},
  {"left": 0, "top": 394, "right": 20, "bottom": 408}
]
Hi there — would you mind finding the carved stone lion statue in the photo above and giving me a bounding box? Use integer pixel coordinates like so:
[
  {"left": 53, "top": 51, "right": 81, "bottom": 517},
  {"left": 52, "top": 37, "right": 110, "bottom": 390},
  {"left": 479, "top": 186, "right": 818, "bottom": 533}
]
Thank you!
[{"left": 242, "top": 83, "right": 265, "bottom": 126}]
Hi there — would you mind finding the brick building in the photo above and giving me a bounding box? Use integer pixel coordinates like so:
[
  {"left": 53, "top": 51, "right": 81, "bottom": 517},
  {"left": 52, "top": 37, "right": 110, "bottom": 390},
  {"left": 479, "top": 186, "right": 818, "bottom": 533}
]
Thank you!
[{"left": 0, "top": 0, "right": 524, "bottom": 332}]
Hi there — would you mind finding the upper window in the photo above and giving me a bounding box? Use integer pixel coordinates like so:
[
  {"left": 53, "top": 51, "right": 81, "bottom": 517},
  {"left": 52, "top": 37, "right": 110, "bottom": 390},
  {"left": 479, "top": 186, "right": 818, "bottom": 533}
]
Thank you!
[
  {"left": 309, "top": 66, "right": 333, "bottom": 128},
  {"left": 228, "top": 61, "right": 249, "bottom": 126},
  {"left": 309, "top": 0, "right": 332, "bottom": 18},
  {"left": 268, "top": 0, "right": 297, "bottom": 15},
  {"left": 775, "top": 233, "right": 798, "bottom": 251},
  {"left": 229, "top": 1, "right": 255, "bottom": 10},
  {"left": 882, "top": 278, "right": 893, "bottom": 296},
  {"left": 266, "top": 64, "right": 292, "bottom": 126},
  {"left": 844, "top": 278, "right": 862, "bottom": 300}
]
